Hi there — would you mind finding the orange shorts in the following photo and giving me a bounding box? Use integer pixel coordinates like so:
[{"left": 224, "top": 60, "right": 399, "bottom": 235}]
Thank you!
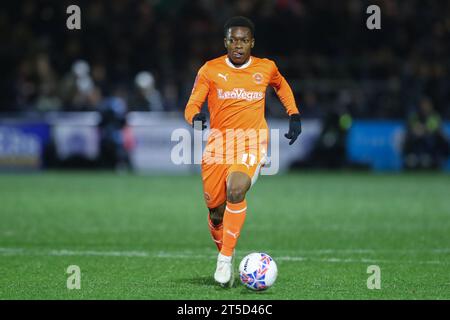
[{"left": 201, "top": 151, "right": 267, "bottom": 209}]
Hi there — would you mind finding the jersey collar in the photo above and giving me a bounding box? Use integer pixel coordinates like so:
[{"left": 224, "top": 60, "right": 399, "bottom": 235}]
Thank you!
[{"left": 225, "top": 56, "right": 252, "bottom": 69}]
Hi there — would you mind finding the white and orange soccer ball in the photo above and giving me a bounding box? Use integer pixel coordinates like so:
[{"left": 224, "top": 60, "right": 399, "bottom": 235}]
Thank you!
[{"left": 238, "top": 252, "right": 278, "bottom": 291}]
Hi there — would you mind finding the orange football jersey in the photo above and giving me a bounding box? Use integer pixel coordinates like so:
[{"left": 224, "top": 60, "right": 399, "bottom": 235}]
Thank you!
[
  {"left": 185, "top": 55, "right": 299, "bottom": 163},
  {"left": 185, "top": 55, "right": 299, "bottom": 131}
]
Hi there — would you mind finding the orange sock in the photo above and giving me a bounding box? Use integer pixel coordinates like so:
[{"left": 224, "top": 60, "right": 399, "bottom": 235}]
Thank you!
[
  {"left": 208, "top": 215, "right": 223, "bottom": 251},
  {"left": 221, "top": 200, "right": 247, "bottom": 257}
]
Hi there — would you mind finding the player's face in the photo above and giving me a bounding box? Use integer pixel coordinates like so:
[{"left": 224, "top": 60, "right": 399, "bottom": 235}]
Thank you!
[{"left": 224, "top": 27, "right": 254, "bottom": 66}]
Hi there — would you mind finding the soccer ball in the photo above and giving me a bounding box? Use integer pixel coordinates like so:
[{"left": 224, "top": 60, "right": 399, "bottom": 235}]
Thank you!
[{"left": 238, "top": 252, "right": 278, "bottom": 291}]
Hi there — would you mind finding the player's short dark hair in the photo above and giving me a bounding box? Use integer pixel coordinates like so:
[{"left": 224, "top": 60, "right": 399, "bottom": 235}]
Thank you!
[{"left": 224, "top": 16, "right": 255, "bottom": 37}]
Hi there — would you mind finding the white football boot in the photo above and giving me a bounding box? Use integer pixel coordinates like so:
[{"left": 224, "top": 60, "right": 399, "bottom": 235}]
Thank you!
[{"left": 214, "top": 252, "right": 235, "bottom": 287}]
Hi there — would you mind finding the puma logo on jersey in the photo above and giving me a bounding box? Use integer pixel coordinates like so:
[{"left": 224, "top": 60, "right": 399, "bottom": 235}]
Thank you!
[
  {"left": 218, "top": 73, "right": 228, "bottom": 81},
  {"left": 217, "top": 88, "right": 264, "bottom": 101}
]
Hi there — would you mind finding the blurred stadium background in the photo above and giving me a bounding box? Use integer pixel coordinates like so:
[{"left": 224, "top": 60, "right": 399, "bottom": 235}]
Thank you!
[
  {"left": 1, "top": 0, "right": 450, "bottom": 299},
  {"left": 0, "top": 0, "right": 449, "bottom": 172}
]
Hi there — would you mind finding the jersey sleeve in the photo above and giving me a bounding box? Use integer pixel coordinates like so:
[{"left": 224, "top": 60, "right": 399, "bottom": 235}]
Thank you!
[
  {"left": 184, "top": 64, "right": 210, "bottom": 124},
  {"left": 269, "top": 61, "right": 300, "bottom": 116}
]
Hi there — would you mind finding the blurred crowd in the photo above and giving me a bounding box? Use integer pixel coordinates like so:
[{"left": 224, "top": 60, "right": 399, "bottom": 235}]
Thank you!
[{"left": 1, "top": 0, "right": 449, "bottom": 120}]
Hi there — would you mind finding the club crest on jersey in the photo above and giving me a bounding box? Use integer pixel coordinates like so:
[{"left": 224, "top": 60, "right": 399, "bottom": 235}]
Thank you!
[
  {"left": 253, "top": 72, "right": 263, "bottom": 84},
  {"left": 217, "top": 88, "right": 264, "bottom": 101}
]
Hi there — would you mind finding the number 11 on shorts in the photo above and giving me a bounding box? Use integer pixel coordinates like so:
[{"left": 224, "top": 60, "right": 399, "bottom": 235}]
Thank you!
[{"left": 242, "top": 153, "right": 256, "bottom": 168}]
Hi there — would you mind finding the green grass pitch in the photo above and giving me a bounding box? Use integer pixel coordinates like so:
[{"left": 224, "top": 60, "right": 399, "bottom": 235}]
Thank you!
[{"left": 0, "top": 171, "right": 449, "bottom": 299}]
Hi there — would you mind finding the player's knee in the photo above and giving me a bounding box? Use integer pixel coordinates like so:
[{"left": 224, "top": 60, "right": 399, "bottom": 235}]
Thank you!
[
  {"left": 226, "top": 185, "right": 247, "bottom": 203},
  {"left": 226, "top": 172, "right": 251, "bottom": 203}
]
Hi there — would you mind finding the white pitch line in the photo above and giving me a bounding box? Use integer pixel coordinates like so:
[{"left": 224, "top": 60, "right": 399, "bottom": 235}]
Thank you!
[
  {"left": 0, "top": 247, "right": 449, "bottom": 265},
  {"left": 48, "top": 249, "right": 149, "bottom": 257},
  {"left": 276, "top": 248, "right": 450, "bottom": 254},
  {"left": 0, "top": 247, "right": 149, "bottom": 257},
  {"left": 277, "top": 256, "right": 447, "bottom": 265},
  {"left": 0, "top": 248, "right": 25, "bottom": 254}
]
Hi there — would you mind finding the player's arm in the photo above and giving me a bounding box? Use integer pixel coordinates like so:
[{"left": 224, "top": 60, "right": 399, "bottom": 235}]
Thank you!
[
  {"left": 185, "top": 64, "right": 210, "bottom": 130},
  {"left": 269, "top": 62, "right": 302, "bottom": 145}
]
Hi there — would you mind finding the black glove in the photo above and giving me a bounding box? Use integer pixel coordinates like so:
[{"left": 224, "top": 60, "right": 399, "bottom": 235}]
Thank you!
[
  {"left": 192, "top": 113, "right": 207, "bottom": 130},
  {"left": 284, "top": 113, "right": 302, "bottom": 145}
]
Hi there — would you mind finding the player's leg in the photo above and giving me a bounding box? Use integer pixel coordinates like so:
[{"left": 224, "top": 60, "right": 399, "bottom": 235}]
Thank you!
[
  {"left": 201, "top": 163, "right": 238, "bottom": 286},
  {"left": 220, "top": 149, "right": 267, "bottom": 259},
  {"left": 214, "top": 140, "right": 268, "bottom": 286},
  {"left": 202, "top": 163, "right": 227, "bottom": 251},
  {"left": 221, "top": 171, "right": 251, "bottom": 256},
  {"left": 214, "top": 171, "right": 251, "bottom": 287},
  {"left": 215, "top": 150, "right": 268, "bottom": 286},
  {"left": 208, "top": 202, "right": 226, "bottom": 251}
]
